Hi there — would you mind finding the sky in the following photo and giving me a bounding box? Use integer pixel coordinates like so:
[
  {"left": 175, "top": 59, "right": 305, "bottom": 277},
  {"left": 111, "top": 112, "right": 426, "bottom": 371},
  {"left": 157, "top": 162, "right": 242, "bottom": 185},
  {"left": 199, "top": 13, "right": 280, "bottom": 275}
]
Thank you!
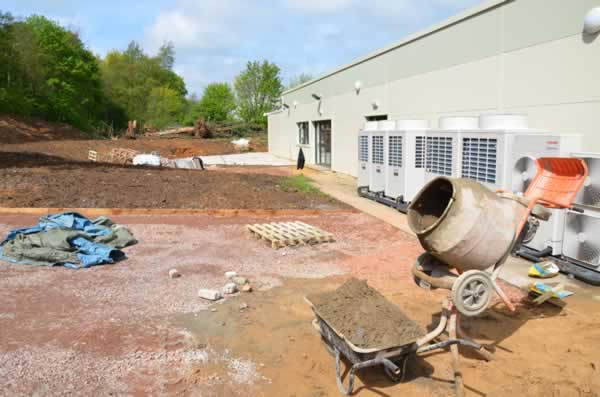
[{"left": 4, "top": 0, "right": 484, "bottom": 97}]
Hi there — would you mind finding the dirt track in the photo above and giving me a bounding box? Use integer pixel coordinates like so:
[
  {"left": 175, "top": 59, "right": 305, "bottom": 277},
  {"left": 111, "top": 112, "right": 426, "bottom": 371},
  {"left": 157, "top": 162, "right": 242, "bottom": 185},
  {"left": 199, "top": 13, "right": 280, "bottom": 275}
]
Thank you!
[
  {"left": 2, "top": 137, "right": 267, "bottom": 162},
  {"left": 1, "top": 213, "right": 599, "bottom": 396},
  {"left": 0, "top": 152, "right": 342, "bottom": 210}
]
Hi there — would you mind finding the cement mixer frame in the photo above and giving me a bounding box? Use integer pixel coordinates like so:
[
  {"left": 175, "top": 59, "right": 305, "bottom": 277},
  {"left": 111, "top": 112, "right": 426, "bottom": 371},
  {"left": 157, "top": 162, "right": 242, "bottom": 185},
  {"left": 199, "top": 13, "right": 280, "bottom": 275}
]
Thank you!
[{"left": 408, "top": 157, "right": 588, "bottom": 397}]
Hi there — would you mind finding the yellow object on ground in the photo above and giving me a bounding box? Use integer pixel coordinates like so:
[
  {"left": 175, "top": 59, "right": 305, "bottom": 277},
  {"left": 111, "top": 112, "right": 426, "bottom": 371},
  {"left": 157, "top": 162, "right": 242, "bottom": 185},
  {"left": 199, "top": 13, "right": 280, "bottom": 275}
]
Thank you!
[
  {"left": 529, "top": 261, "right": 560, "bottom": 278},
  {"left": 530, "top": 282, "right": 573, "bottom": 305}
]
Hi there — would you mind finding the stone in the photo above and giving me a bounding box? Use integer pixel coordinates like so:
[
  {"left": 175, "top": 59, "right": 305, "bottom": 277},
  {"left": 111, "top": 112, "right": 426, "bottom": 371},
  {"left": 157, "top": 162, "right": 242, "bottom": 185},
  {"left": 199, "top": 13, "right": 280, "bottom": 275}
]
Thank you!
[
  {"left": 222, "top": 283, "right": 238, "bottom": 295},
  {"left": 169, "top": 269, "right": 181, "bottom": 279},
  {"left": 225, "top": 271, "right": 237, "bottom": 279},
  {"left": 239, "top": 302, "right": 249, "bottom": 311},
  {"left": 241, "top": 284, "right": 253, "bottom": 293},
  {"left": 232, "top": 276, "right": 248, "bottom": 286},
  {"left": 198, "top": 289, "right": 222, "bottom": 301}
]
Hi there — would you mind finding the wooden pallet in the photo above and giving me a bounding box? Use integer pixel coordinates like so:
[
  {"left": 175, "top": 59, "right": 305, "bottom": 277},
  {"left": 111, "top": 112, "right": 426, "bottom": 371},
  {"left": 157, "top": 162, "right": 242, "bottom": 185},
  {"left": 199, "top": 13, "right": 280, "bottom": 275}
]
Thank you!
[
  {"left": 110, "top": 148, "right": 139, "bottom": 165},
  {"left": 88, "top": 150, "right": 99, "bottom": 162},
  {"left": 88, "top": 148, "right": 139, "bottom": 164},
  {"left": 246, "top": 221, "right": 334, "bottom": 249}
]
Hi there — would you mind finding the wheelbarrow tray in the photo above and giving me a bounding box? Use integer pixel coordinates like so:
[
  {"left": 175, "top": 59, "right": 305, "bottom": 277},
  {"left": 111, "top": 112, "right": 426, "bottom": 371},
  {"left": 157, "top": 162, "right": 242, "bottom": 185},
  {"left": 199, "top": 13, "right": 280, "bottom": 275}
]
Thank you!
[
  {"left": 305, "top": 296, "right": 421, "bottom": 355},
  {"left": 305, "top": 295, "right": 422, "bottom": 395}
]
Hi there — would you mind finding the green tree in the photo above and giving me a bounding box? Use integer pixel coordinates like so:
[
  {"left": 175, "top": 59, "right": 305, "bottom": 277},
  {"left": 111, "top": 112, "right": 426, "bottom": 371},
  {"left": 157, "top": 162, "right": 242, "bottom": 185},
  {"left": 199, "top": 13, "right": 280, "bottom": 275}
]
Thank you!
[
  {"left": 234, "top": 60, "right": 283, "bottom": 125},
  {"left": 145, "top": 86, "right": 186, "bottom": 129},
  {"left": 0, "top": 14, "right": 105, "bottom": 129},
  {"left": 182, "top": 94, "right": 201, "bottom": 126},
  {"left": 157, "top": 41, "right": 175, "bottom": 70},
  {"left": 197, "top": 82, "right": 236, "bottom": 122},
  {"left": 286, "top": 73, "right": 313, "bottom": 90},
  {"left": 100, "top": 40, "right": 187, "bottom": 130}
]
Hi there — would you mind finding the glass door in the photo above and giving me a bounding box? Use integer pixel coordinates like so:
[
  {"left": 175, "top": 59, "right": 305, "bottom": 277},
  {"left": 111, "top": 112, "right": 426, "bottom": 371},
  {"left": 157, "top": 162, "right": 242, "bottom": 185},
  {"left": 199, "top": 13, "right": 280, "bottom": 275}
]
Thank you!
[{"left": 314, "top": 120, "right": 332, "bottom": 168}]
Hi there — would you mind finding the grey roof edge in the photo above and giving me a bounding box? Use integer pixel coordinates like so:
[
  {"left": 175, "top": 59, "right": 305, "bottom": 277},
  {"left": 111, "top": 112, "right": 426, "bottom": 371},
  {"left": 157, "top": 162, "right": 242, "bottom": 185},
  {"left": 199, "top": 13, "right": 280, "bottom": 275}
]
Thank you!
[{"left": 282, "top": 0, "right": 509, "bottom": 96}]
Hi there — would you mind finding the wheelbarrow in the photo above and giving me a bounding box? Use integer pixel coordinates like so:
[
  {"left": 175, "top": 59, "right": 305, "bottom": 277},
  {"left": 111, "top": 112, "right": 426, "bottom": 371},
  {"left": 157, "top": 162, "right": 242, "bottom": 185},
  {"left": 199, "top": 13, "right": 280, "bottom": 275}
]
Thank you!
[{"left": 306, "top": 293, "right": 482, "bottom": 396}]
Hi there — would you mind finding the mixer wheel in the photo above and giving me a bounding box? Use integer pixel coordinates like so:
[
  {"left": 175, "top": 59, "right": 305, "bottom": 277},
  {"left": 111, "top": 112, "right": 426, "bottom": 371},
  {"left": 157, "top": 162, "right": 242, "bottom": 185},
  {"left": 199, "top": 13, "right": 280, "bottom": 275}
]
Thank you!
[{"left": 452, "top": 270, "right": 492, "bottom": 317}]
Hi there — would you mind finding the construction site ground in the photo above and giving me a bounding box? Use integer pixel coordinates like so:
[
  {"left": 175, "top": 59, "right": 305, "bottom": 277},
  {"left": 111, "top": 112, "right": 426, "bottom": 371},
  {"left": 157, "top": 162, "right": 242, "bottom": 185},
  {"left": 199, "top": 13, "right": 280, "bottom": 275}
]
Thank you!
[
  {"left": 1, "top": 212, "right": 599, "bottom": 396},
  {"left": 1, "top": 122, "right": 600, "bottom": 396},
  {"left": 0, "top": 151, "right": 344, "bottom": 209}
]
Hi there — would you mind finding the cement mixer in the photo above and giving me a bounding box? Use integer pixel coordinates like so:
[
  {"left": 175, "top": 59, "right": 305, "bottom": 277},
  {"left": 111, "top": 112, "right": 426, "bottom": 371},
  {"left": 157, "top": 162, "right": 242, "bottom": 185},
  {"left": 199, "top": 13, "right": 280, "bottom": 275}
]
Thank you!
[
  {"left": 407, "top": 158, "right": 588, "bottom": 397},
  {"left": 408, "top": 177, "right": 531, "bottom": 316}
]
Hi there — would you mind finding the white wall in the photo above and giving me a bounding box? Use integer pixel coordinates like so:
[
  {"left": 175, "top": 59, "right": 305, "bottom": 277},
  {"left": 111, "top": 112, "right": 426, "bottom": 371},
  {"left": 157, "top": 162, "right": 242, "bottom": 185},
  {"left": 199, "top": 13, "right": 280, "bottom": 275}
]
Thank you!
[{"left": 268, "top": 0, "right": 600, "bottom": 177}]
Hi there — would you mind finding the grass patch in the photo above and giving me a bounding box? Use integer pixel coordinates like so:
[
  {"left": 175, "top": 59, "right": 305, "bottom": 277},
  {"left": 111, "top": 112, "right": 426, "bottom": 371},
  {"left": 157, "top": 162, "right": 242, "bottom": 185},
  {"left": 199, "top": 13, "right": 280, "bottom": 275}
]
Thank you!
[{"left": 282, "top": 174, "right": 322, "bottom": 194}]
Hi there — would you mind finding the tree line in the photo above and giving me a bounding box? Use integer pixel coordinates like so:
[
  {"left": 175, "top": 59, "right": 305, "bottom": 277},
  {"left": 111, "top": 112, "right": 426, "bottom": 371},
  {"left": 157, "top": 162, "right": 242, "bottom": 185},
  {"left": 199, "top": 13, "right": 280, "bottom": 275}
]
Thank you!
[{"left": 0, "top": 11, "right": 314, "bottom": 135}]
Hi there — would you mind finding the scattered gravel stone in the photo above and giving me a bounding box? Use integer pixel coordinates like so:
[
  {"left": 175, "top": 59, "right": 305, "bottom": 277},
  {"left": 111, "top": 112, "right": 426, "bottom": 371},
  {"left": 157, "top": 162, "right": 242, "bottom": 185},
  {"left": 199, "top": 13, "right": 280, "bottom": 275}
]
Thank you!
[
  {"left": 198, "top": 289, "right": 222, "bottom": 301},
  {"left": 232, "top": 276, "right": 248, "bottom": 286},
  {"left": 169, "top": 269, "right": 181, "bottom": 279},
  {"left": 241, "top": 284, "right": 253, "bottom": 293},
  {"left": 222, "top": 283, "right": 238, "bottom": 295},
  {"left": 225, "top": 271, "right": 237, "bottom": 279},
  {"left": 239, "top": 303, "right": 249, "bottom": 311}
]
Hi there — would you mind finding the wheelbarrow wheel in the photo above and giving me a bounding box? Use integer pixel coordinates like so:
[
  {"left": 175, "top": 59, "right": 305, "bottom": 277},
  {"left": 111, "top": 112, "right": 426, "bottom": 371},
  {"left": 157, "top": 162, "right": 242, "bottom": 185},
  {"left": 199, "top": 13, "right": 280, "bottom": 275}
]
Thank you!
[{"left": 383, "top": 355, "right": 409, "bottom": 383}]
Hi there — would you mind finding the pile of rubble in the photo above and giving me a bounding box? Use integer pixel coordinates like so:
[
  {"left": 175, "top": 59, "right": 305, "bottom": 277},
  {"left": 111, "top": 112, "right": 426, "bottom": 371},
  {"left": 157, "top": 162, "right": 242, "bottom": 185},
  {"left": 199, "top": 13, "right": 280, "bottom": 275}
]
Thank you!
[{"left": 169, "top": 268, "right": 253, "bottom": 302}]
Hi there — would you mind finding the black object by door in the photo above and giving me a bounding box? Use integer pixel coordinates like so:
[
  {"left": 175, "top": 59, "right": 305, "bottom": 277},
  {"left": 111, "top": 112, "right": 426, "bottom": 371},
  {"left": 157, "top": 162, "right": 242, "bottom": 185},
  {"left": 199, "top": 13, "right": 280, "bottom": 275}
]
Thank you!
[{"left": 314, "top": 120, "right": 332, "bottom": 168}]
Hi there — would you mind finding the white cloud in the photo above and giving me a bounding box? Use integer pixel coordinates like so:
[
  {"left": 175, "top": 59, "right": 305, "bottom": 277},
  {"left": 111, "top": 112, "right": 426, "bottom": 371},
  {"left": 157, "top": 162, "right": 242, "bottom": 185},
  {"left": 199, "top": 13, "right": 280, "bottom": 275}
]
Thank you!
[
  {"left": 142, "top": 0, "right": 486, "bottom": 95},
  {"left": 144, "top": 0, "right": 255, "bottom": 53},
  {"left": 284, "top": 0, "right": 354, "bottom": 15}
]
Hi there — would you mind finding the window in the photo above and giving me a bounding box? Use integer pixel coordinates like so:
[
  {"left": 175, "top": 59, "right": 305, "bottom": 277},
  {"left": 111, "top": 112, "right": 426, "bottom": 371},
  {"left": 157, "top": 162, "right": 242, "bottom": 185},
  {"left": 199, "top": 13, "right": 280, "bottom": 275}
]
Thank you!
[
  {"left": 462, "top": 138, "right": 498, "bottom": 184},
  {"left": 372, "top": 136, "right": 384, "bottom": 165},
  {"left": 298, "top": 122, "right": 309, "bottom": 145},
  {"left": 426, "top": 136, "right": 453, "bottom": 176},
  {"left": 388, "top": 136, "right": 403, "bottom": 167}
]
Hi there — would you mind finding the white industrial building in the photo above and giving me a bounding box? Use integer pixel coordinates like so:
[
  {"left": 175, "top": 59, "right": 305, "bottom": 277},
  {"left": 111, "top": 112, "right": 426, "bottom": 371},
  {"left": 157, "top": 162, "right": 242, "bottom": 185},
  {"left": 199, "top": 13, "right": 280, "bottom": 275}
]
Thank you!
[{"left": 268, "top": 0, "right": 600, "bottom": 177}]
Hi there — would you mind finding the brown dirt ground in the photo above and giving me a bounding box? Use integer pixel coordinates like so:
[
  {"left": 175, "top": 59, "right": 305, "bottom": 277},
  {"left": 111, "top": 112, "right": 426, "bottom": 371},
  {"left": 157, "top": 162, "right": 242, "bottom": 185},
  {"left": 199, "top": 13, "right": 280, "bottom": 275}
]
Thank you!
[
  {"left": 0, "top": 115, "right": 85, "bottom": 144},
  {"left": 1, "top": 213, "right": 599, "bottom": 397},
  {"left": 2, "top": 137, "right": 267, "bottom": 162},
  {"left": 308, "top": 277, "right": 424, "bottom": 349},
  {"left": 0, "top": 152, "right": 343, "bottom": 210},
  {"left": 0, "top": 114, "right": 267, "bottom": 161}
]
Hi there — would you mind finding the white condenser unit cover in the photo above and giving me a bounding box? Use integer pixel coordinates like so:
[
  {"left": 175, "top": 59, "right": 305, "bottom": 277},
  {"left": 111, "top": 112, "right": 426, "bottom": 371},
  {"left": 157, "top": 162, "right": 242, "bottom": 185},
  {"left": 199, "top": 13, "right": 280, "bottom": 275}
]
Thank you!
[
  {"left": 573, "top": 153, "right": 600, "bottom": 209},
  {"left": 424, "top": 116, "right": 477, "bottom": 183},
  {"left": 523, "top": 208, "right": 566, "bottom": 255},
  {"left": 458, "top": 114, "right": 582, "bottom": 193},
  {"left": 563, "top": 208, "right": 600, "bottom": 268},
  {"left": 357, "top": 122, "right": 377, "bottom": 187},
  {"left": 368, "top": 121, "right": 392, "bottom": 192},
  {"left": 384, "top": 120, "right": 428, "bottom": 202}
]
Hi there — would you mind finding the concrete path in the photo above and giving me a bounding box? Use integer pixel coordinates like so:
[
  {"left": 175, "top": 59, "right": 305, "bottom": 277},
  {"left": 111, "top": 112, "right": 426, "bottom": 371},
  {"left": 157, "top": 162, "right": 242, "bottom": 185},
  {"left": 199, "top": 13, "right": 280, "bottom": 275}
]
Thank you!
[
  {"left": 199, "top": 152, "right": 294, "bottom": 166},
  {"left": 304, "top": 167, "right": 598, "bottom": 305}
]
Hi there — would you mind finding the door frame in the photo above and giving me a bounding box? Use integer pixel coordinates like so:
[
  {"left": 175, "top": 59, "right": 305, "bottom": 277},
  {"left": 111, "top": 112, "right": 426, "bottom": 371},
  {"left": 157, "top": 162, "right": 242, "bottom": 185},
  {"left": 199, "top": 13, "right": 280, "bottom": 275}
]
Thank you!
[{"left": 313, "top": 119, "right": 332, "bottom": 168}]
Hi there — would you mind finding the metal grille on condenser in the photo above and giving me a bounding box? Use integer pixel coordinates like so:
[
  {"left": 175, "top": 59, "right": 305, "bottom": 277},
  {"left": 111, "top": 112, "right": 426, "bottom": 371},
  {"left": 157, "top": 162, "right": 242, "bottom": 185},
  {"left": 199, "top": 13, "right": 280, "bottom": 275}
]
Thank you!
[
  {"left": 359, "top": 136, "right": 369, "bottom": 162},
  {"left": 426, "top": 136, "right": 453, "bottom": 176},
  {"left": 415, "top": 136, "right": 425, "bottom": 169},
  {"left": 388, "top": 136, "right": 403, "bottom": 167},
  {"left": 372, "top": 136, "right": 384, "bottom": 165},
  {"left": 461, "top": 138, "right": 498, "bottom": 184}
]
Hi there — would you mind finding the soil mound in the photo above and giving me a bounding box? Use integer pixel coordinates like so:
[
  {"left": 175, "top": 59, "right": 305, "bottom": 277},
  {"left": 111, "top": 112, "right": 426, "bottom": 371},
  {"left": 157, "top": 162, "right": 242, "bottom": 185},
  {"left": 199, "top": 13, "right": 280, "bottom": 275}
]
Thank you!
[
  {"left": 308, "top": 278, "right": 424, "bottom": 349},
  {"left": 0, "top": 115, "right": 86, "bottom": 144}
]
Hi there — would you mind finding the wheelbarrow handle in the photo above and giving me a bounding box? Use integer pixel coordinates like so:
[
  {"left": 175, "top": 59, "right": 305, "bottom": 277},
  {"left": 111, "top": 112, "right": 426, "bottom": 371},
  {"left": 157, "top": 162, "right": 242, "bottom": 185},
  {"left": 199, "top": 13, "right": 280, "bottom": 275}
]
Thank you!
[
  {"left": 417, "top": 338, "right": 482, "bottom": 355},
  {"left": 334, "top": 349, "right": 402, "bottom": 396},
  {"left": 335, "top": 348, "right": 356, "bottom": 396}
]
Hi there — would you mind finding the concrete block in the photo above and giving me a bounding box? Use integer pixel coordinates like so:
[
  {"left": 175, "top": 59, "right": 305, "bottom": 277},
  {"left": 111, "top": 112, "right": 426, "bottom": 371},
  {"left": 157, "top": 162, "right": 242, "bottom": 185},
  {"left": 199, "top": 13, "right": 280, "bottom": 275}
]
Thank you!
[
  {"left": 222, "top": 282, "right": 238, "bottom": 295},
  {"left": 198, "top": 289, "right": 222, "bottom": 301},
  {"left": 232, "top": 276, "right": 248, "bottom": 286}
]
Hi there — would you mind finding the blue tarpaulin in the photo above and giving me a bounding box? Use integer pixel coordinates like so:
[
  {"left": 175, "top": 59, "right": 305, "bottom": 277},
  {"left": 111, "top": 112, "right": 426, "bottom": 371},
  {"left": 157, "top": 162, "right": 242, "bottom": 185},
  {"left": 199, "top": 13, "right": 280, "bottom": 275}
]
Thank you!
[{"left": 0, "top": 212, "right": 137, "bottom": 269}]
